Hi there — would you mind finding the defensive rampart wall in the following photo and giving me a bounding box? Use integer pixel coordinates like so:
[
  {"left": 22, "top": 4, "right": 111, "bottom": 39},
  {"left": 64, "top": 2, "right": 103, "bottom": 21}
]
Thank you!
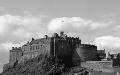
[
  {"left": 81, "top": 61, "right": 113, "bottom": 73},
  {"left": 76, "top": 44, "right": 97, "bottom": 61}
]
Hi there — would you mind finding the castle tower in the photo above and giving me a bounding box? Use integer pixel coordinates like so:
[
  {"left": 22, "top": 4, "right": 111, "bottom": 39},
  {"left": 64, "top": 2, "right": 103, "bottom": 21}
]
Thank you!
[{"left": 9, "top": 47, "right": 23, "bottom": 64}]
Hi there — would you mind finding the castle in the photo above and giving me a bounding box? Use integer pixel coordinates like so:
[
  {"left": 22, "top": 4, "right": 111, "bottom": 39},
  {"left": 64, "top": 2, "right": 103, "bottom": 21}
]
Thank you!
[{"left": 8, "top": 32, "right": 103, "bottom": 66}]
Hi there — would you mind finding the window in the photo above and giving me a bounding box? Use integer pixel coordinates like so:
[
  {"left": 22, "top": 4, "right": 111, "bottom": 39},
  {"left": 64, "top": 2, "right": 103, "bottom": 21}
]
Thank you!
[
  {"left": 33, "top": 46, "right": 34, "bottom": 50},
  {"left": 30, "top": 46, "right": 32, "bottom": 50},
  {"left": 36, "top": 46, "right": 37, "bottom": 49}
]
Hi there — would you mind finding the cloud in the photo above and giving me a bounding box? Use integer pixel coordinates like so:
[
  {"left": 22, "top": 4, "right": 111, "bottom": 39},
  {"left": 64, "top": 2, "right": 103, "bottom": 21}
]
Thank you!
[
  {"left": 94, "top": 36, "right": 120, "bottom": 53},
  {"left": 0, "top": 14, "right": 47, "bottom": 42},
  {"left": 0, "top": 15, "right": 41, "bottom": 33},
  {"left": 90, "top": 22, "right": 112, "bottom": 30},
  {"left": 114, "top": 25, "right": 120, "bottom": 31},
  {"left": 0, "top": 7, "right": 5, "bottom": 11},
  {"left": 47, "top": 17, "right": 113, "bottom": 32},
  {"left": 0, "top": 14, "right": 49, "bottom": 52},
  {"left": 0, "top": 15, "right": 114, "bottom": 51},
  {"left": 0, "top": 42, "right": 23, "bottom": 51}
]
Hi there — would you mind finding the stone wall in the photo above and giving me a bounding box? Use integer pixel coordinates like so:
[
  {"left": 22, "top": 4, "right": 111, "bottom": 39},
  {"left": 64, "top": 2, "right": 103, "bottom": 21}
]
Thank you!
[
  {"left": 19, "top": 38, "right": 52, "bottom": 62},
  {"left": 9, "top": 47, "right": 23, "bottom": 64},
  {"left": 8, "top": 37, "right": 52, "bottom": 64},
  {"left": 50, "top": 34, "right": 81, "bottom": 66},
  {"left": 81, "top": 61, "right": 113, "bottom": 73},
  {"left": 76, "top": 44, "right": 97, "bottom": 61}
]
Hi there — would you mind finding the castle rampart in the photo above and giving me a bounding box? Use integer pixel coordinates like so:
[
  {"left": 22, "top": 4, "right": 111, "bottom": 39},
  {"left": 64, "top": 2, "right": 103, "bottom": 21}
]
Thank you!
[
  {"left": 81, "top": 61, "right": 113, "bottom": 73},
  {"left": 20, "top": 37, "right": 52, "bottom": 62},
  {"left": 74, "top": 44, "right": 97, "bottom": 61}
]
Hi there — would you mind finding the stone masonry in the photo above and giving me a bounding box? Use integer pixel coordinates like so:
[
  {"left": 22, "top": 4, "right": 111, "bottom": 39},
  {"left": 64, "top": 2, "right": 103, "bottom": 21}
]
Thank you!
[{"left": 5, "top": 32, "right": 99, "bottom": 69}]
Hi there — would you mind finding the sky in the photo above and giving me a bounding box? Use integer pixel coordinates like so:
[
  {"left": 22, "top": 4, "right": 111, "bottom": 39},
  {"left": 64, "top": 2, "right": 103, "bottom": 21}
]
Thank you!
[{"left": 0, "top": 0, "right": 120, "bottom": 72}]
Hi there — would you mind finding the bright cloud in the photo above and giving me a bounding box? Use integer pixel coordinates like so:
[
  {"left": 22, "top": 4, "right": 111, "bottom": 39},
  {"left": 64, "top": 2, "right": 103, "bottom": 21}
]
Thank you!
[
  {"left": 48, "top": 17, "right": 113, "bottom": 32},
  {"left": 0, "top": 15, "right": 115, "bottom": 52},
  {"left": 0, "top": 14, "right": 47, "bottom": 42},
  {"left": 0, "top": 14, "right": 48, "bottom": 52},
  {"left": 0, "top": 15, "right": 42, "bottom": 34},
  {"left": 0, "top": 42, "right": 23, "bottom": 51},
  {"left": 94, "top": 36, "right": 120, "bottom": 53},
  {"left": 114, "top": 25, "right": 120, "bottom": 31}
]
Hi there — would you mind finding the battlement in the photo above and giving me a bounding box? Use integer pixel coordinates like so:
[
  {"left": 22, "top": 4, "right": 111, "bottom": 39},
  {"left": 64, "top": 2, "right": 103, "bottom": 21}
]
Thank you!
[
  {"left": 9, "top": 47, "right": 23, "bottom": 64},
  {"left": 52, "top": 32, "right": 81, "bottom": 46},
  {"left": 53, "top": 32, "right": 80, "bottom": 39},
  {"left": 10, "top": 47, "right": 22, "bottom": 52},
  {"left": 11, "top": 47, "right": 22, "bottom": 50},
  {"left": 80, "top": 44, "right": 97, "bottom": 48}
]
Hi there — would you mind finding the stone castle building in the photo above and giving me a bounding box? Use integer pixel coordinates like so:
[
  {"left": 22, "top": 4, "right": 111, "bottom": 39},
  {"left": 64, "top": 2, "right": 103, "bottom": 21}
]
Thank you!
[
  {"left": 8, "top": 32, "right": 98, "bottom": 66},
  {"left": 107, "top": 52, "right": 120, "bottom": 67}
]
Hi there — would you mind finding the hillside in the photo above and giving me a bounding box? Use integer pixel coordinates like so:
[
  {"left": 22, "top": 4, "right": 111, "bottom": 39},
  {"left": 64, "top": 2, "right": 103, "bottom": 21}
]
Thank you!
[{"left": 2, "top": 54, "right": 89, "bottom": 75}]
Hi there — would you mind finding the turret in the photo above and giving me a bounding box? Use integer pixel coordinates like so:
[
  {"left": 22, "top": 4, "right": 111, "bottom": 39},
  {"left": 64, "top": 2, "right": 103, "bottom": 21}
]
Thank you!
[
  {"left": 60, "top": 31, "right": 64, "bottom": 37},
  {"left": 53, "top": 33, "right": 59, "bottom": 37},
  {"left": 45, "top": 35, "right": 48, "bottom": 39},
  {"left": 32, "top": 38, "right": 35, "bottom": 41},
  {"left": 9, "top": 47, "right": 22, "bottom": 64}
]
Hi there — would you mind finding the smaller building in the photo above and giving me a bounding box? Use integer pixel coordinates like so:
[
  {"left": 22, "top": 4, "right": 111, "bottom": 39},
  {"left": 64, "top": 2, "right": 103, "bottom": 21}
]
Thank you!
[
  {"left": 108, "top": 52, "right": 120, "bottom": 67},
  {"left": 97, "top": 50, "right": 106, "bottom": 60},
  {"left": 9, "top": 47, "right": 23, "bottom": 64}
]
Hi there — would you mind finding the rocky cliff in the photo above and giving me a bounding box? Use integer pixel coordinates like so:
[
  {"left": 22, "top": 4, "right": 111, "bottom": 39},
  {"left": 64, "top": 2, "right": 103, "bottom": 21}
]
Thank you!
[{"left": 2, "top": 54, "right": 89, "bottom": 75}]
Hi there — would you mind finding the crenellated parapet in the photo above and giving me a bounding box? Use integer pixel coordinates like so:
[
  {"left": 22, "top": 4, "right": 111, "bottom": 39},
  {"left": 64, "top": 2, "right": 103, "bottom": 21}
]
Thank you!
[
  {"left": 79, "top": 44, "right": 97, "bottom": 49},
  {"left": 11, "top": 47, "right": 22, "bottom": 51},
  {"left": 75, "top": 44, "right": 98, "bottom": 61},
  {"left": 52, "top": 32, "right": 81, "bottom": 46}
]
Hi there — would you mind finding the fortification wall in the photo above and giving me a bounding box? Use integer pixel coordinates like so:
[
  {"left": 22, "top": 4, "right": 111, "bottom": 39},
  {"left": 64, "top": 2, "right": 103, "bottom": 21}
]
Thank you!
[
  {"left": 81, "top": 61, "right": 113, "bottom": 73},
  {"left": 9, "top": 48, "right": 23, "bottom": 64},
  {"left": 19, "top": 38, "right": 51, "bottom": 62},
  {"left": 50, "top": 34, "right": 81, "bottom": 66},
  {"left": 72, "top": 49, "right": 81, "bottom": 66},
  {"left": 75, "top": 44, "right": 97, "bottom": 61}
]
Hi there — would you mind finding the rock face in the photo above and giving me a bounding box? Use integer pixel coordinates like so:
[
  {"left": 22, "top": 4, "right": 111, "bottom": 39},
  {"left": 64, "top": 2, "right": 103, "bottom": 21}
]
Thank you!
[
  {"left": 2, "top": 54, "right": 89, "bottom": 75},
  {"left": 2, "top": 54, "right": 64, "bottom": 75}
]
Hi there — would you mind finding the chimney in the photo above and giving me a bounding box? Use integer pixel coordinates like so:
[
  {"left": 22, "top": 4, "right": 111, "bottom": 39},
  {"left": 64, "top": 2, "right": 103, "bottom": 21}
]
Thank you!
[
  {"left": 60, "top": 31, "right": 64, "bottom": 37},
  {"left": 32, "top": 38, "right": 35, "bottom": 41},
  {"left": 45, "top": 35, "right": 48, "bottom": 39},
  {"left": 12, "top": 47, "right": 14, "bottom": 50},
  {"left": 54, "top": 33, "right": 58, "bottom": 37}
]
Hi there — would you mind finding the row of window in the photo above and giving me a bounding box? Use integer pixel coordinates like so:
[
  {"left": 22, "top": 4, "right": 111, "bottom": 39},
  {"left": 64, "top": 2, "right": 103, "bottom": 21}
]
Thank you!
[
  {"left": 30, "top": 45, "right": 43, "bottom": 50},
  {"left": 23, "top": 45, "right": 46, "bottom": 51}
]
